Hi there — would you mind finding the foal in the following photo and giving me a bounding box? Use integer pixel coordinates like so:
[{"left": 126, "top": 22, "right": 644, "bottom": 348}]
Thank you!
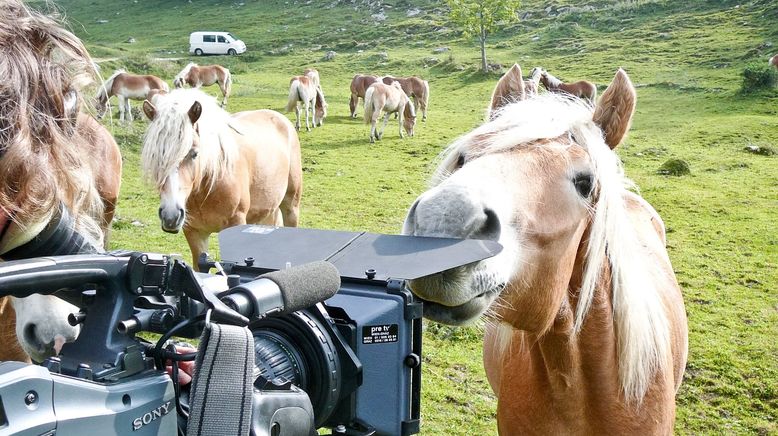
[{"left": 364, "top": 82, "right": 416, "bottom": 142}]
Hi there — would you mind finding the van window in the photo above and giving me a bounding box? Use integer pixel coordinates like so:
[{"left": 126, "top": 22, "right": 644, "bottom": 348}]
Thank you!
[
  {"left": 203, "top": 35, "right": 216, "bottom": 43},
  {"left": 227, "top": 33, "right": 237, "bottom": 41},
  {"left": 217, "top": 35, "right": 227, "bottom": 43}
]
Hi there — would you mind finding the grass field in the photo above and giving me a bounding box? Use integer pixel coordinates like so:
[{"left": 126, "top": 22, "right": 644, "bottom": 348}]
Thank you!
[{"left": 41, "top": 0, "right": 778, "bottom": 433}]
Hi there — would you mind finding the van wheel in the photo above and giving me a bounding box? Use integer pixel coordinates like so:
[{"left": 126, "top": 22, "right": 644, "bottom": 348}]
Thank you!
[
  {"left": 195, "top": 49, "right": 203, "bottom": 56},
  {"left": 228, "top": 49, "right": 237, "bottom": 56}
]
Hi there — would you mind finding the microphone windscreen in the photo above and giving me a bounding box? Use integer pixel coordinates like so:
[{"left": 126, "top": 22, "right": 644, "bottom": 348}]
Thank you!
[{"left": 260, "top": 261, "right": 341, "bottom": 314}]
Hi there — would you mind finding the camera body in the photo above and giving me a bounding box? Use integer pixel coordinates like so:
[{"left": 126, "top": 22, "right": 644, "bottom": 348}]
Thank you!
[{"left": 0, "top": 225, "right": 500, "bottom": 435}]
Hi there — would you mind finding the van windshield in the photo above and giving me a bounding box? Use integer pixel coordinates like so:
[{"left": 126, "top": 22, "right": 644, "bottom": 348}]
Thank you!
[{"left": 227, "top": 33, "right": 238, "bottom": 41}]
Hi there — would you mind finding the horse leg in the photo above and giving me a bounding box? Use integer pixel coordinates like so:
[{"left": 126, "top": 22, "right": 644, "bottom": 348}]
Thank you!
[
  {"left": 350, "top": 94, "right": 358, "bottom": 118},
  {"left": 379, "top": 113, "right": 390, "bottom": 140},
  {"left": 117, "top": 95, "right": 125, "bottom": 122},
  {"left": 370, "top": 118, "right": 377, "bottom": 143},
  {"left": 294, "top": 105, "right": 301, "bottom": 131},
  {"left": 398, "top": 107, "right": 405, "bottom": 139},
  {"left": 183, "top": 227, "right": 210, "bottom": 272},
  {"left": 125, "top": 98, "right": 133, "bottom": 123},
  {"left": 304, "top": 100, "right": 311, "bottom": 132}
]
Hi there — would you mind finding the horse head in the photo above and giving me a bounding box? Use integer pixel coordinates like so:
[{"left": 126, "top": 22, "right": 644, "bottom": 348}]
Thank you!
[{"left": 403, "top": 66, "right": 638, "bottom": 328}]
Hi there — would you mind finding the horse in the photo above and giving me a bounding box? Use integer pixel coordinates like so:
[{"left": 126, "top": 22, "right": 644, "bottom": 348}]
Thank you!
[
  {"left": 95, "top": 69, "right": 169, "bottom": 123},
  {"left": 402, "top": 64, "right": 688, "bottom": 434},
  {"left": 286, "top": 69, "right": 323, "bottom": 131},
  {"left": 1, "top": 0, "right": 122, "bottom": 362},
  {"left": 539, "top": 69, "right": 598, "bottom": 103},
  {"left": 173, "top": 62, "right": 232, "bottom": 108},
  {"left": 381, "top": 75, "right": 430, "bottom": 121},
  {"left": 349, "top": 74, "right": 380, "bottom": 118},
  {"left": 141, "top": 88, "right": 303, "bottom": 269},
  {"left": 770, "top": 54, "right": 778, "bottom": 69},
  {"left": 364, "top": 82, "right": 416, "bottom": 143}
]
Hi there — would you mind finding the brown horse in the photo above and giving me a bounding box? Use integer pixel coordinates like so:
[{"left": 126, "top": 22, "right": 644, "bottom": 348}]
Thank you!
[
  {"left": 770, "top": 54, "right": 778, "bottom": 69},
  {"left": 539, "top": 68, "right": 598, "bottom": 103},
  {"left": 95, "top": 70, "right": 169, "bottom": 122},
  {"left": 315, "top": 87, "right": 328, "bottom": 127},
  {"left": 142, "top": 88, "right": 302, "bottom": 268},
  {"left": 381, "top": 75, "right": 430, "bottom": 121},
  {"left": 403, "top": 64, "right": 688, "bottom": 433},
  {"left": 0, "top": 0, "right": 121, "bottom": 362},
  {"left": 173, "top": 62, "right": 232, "bottom": 107},
  {"left": 286, "top": 69, "right": 323, "bottom": 131},
  {"left": 349, "top": 74, "right": 380, "bottom": 118},
  {"left": 364, "top": 82, "right": 416, "bottom": 142}
]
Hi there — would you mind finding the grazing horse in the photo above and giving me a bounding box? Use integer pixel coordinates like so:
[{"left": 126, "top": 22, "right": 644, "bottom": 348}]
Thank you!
[
  {"left": 173, "top": 62, "right": 232, "bottom": 107},
  {"left": 381, "top": 75, "right": 430, "bottom": 121},
  {"left": 141, "top": 89, "right": 302, "bottom": 268},
  {"left": 349, "top": 74, "right": 380, "bottom": 118},
  {"left": 770, "top": 54, "right": 778, "bottom": 69},
  {"left": 95, "top": 70, "right": 169, "bottom": 122},
  {"left": 540, "top": 69, "right": 598, "bottom": 103},
  {"left": 286, "top": 69, "right": 323, "bottom": 131},
  {"left": 364, "top": 82, "right": 416, "bottom": 143},
  {"left": 0, "top": 0, "right": 122, "bottom": 362},
  {"left": 403, "top": 64, "right": 688, "bottom": 434}
]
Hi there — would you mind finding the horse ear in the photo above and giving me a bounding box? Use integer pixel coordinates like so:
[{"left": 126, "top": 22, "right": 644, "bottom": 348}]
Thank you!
[
  {"left": 143, "top": 100, "right": 157, "bottom": 120},
  {"left": 593, "top": 68, "right": 636, "bottom": 150},
  {"left": 488, "top": 63, "right": 526, "bottom": 119},
  {"left": 188, "top": 101, "right": 202, "bottom": 124}
]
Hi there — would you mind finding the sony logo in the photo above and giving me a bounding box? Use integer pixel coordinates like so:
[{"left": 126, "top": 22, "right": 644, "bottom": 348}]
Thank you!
[{"left": 132, "top": 401, "right": 172, "bottom": 431}]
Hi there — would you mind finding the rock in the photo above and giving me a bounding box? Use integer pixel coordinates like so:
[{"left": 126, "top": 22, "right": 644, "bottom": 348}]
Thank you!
[
  {"left": 376, "top": 52, "right": 388, "bottom": 61},
  {"left": 323, "top": 51, "right": 337, "bottom": 61},
  {"left": 744, "top": 144, "right": 776, "bottom": 156},
  {"left": 531, "top": 35, "right": 540, "bottom": 41},
  {"left": 126, "top": 37, "right": 136, "bottom": 44},
  {"left": 433, "top": 47, "right": 449, "bottom": 53},
  {"left": 372, "top": 11, "right": 386, "bottom": 21},
  {"left": 96, "top": 19, "right": 109, "bottom": 24},
  {"left": 407, "top": 8, "right": 421, "bottom": 17}
]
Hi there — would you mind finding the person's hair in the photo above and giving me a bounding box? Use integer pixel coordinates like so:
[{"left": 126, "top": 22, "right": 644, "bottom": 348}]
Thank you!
[{"left": 0, "top": 0, "right": 103, "bottom": 244}]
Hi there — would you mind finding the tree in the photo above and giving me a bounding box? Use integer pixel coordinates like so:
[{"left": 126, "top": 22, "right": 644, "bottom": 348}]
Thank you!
[{"left": 446, "top": 0, "right": 521, "bottom": 72}]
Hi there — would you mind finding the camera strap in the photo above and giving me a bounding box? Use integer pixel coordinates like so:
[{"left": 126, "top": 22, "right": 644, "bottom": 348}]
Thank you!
[{"left": 186, "top": 322, "right": 254, "bottom": 436}]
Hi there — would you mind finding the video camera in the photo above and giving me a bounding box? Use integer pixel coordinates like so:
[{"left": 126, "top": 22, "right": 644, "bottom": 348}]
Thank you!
[{"left": 0, "top": 225, "right": 500, "bottom": 435}]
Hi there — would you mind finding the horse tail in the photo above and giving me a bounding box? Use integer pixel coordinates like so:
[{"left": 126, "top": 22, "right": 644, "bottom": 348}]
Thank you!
[
  {"left": 223, "top": 69, "right": 232, "bottom": 97},
  {"left": 286, "top": 80, "right": 299, "bottom": 112},
  {"left": 423, "top": 79, "right": 430, "bottom": 110},
  {"left": 364, "top": 86, "right": 377, "bottom": 124}
]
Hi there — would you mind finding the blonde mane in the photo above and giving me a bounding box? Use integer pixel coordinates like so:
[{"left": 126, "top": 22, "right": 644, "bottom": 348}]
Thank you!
[
  {"left": 434, "top": 94, "right": 670, "bottom": 404},
  {"left": 542, "top": 71, "right": 563, "bottom": 88},
  {"left": 141, "top": 89, "right": 238, "bottom": 194},
  {"left": 95, "top": 69, "right": 125, "bottom": 102}
]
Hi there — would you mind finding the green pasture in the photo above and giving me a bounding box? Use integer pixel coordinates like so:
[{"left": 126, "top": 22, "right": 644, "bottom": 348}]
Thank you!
[{"left": 46, "top": 0, "right": 778, "bottom": 433}]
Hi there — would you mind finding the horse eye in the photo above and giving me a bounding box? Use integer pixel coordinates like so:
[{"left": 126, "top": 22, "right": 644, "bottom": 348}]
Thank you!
[
  {"left": 188, "top": 149, "right": 198, "bottom": 160},
  {"left": 573, "top": 173, "right": 594, "bottom": 198},
  {"left": 456, "top": 154, "right": 466, "bottom": 168}
]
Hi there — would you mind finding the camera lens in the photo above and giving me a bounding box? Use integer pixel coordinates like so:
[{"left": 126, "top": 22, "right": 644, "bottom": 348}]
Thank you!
[{"left": 250, "top": 308, "right": 342, "bottom": 427}]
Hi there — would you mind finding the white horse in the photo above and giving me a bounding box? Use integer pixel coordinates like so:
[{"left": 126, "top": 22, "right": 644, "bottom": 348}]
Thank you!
[
  {"left": 285, "top": 69, "right": 322, "bottom": 131},
  {"left": 363, "top": 82, "right": 416, "bottom": 143}
]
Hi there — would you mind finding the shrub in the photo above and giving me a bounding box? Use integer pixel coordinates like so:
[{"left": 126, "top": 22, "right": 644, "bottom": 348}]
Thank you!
[
  {"left": 658, "top": 158, "right": 691, "bottom": 176},
  {"left": 740, "top": 63, "right": 777, "bottom": 93}
]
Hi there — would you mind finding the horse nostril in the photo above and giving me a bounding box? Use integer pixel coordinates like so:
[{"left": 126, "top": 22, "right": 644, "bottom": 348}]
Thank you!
[
  {"left": 177, "top": 208, "right": 185, "bottom": 223},
  {"left": 158, "top": 207, "right": 163, "bottom": 219},
  {"left": 474, "top": 207, "right": 501, "bottom": 241},
  {"left": 23, "top": 323, "right": 38, "bottom": 347}
]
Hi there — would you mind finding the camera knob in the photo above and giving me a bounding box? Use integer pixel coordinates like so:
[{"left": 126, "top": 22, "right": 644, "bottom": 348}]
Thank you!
[
  {"left": 404, "top": 353, "right": 421, "bottom": 368},
  {"left": 150, "top": 309, "right": 175, "bottom": 332}
]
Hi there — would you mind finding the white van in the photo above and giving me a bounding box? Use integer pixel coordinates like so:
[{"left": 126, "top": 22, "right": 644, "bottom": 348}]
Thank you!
[{"left": 189, "top": 31, "right": 246, "bottom": 56}]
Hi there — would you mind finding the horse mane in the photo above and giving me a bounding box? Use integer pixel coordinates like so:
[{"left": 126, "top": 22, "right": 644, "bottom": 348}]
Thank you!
[
  {"left": 529, "top": 67, "right": 542, "bottom": 83},
  {"left": 0, "top": 0, "right": 103, "bottom": 249},
  {"left": 433, "top": 94, "right": 670, "bottom": 404},
  {"left": 542, "top": 71, "right": 563, "bottom": 88},
  {"left": 141, "top": 88, "right": 238, "bottom": 195},
  {"left": 96, "top": 69, "right": 125, "bottom": 102},
  {"left": 174, "top": 62, "right": 196, "bottom": 82}
]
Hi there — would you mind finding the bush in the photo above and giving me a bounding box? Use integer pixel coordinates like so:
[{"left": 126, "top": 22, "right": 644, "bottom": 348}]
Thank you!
[
  {"left": 740, "top": 63, "right": 777, "bottom": 93},
  {"left": 658, "top": 158, "right": 691, "bottom": 176}
]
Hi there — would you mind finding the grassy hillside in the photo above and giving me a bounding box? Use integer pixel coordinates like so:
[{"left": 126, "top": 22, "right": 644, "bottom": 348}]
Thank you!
[{"left": 42, "top": 0, "right": 778, "bottom": 434}]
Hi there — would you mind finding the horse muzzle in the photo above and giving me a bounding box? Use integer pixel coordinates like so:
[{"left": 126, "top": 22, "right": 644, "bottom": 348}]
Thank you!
[{"left": 159, "top": 207, "right": 185, "bottom": 233}]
